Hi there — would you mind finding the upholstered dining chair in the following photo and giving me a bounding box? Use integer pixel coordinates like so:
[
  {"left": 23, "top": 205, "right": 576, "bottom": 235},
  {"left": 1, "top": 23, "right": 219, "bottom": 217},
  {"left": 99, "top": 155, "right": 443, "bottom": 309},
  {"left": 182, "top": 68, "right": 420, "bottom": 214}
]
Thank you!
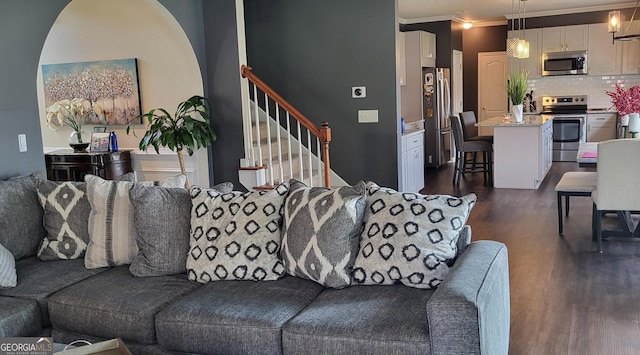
[
  {"left": 459, "top": 111, "right": 493, "bottom": 172},
  {"left": 451, "top": 115, "right": 493, "bottom": 186},
  {"left": 592, "top": 139, "right": 640, "bottom": 253}
]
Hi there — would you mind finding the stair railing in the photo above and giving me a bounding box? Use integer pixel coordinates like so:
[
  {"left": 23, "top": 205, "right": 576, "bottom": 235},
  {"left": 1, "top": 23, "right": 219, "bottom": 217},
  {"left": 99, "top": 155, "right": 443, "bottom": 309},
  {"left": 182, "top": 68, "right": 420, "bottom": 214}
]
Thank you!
[{"left": 240, "top": 65, "right": 332, "bottom": 188}]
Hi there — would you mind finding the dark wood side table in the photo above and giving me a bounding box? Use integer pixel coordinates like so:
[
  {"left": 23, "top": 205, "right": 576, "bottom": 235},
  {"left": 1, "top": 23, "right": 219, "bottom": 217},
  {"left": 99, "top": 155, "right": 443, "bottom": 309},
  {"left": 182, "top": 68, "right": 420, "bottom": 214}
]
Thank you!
[{"left": 44, "top": 149, "right": 133, "bottom": 182}]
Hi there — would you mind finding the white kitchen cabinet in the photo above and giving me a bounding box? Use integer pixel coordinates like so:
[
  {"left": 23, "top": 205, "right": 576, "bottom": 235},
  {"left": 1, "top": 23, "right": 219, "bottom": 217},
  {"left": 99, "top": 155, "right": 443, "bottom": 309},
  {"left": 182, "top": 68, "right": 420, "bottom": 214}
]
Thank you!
[
  {"left": 542, "top": 25, "right": 588, "bottom": 52},
  {"left": 587, "top": 112, "right": 617, "bottom": 142},
  {"left": 419, "top": 31, "right": 436, "bottom": 68},
  {"left": 588, "top": 23, "right": 622, "bottom": 75},
  {"left": 401, "top": 130, "right": 425, "bottom": 193},
  {"left": 539, "top": 119, "right": 553, "bottom": 182},
  {"left": 622, "top": 21, "right": 640, "bottom": 74},
  {"left": 508, "top": 28, "right": 542, "bottom": 78}
]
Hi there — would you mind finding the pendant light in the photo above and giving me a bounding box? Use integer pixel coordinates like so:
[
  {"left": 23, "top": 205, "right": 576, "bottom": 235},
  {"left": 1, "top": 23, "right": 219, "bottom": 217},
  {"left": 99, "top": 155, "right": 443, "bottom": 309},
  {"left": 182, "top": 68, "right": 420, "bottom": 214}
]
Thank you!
[
  {"left": 515, "top": 0, "right": 530, "bottom": 59},
  {"left": 506, "top": 0, "right": 521, "bottom": 58},
  {"left": 609, "top": 0, "right": 640, "bottom": 42}
]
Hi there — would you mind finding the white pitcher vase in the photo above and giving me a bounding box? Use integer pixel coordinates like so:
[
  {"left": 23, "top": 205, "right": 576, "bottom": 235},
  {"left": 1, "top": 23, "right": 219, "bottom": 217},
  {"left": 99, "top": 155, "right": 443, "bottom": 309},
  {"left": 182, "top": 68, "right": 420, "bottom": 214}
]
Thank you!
[
  {"left": 628, "top": 113, "right": 640, "bottom": 138},
  {"left": 512, "top": 104, "right": 524, "bottom": 123}
]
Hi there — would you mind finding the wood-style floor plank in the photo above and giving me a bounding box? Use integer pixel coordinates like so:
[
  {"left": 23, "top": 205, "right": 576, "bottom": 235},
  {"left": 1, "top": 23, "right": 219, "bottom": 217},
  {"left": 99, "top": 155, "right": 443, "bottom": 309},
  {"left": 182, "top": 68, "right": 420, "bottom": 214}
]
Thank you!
[{"left": 421, "top": 161, "right": 640, "bottom": 354}]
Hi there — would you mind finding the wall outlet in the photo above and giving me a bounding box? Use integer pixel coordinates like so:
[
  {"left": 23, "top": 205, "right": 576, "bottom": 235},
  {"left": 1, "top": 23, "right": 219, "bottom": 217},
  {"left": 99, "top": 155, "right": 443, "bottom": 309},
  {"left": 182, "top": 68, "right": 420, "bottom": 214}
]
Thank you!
[
  {"left": 352, "top": 86, "right": 366, "bottom": 98},
  {"left": 18, "top": 134, "right": 27, "bottom": 152},
  {"left": 358, "top": 110, "right": 378, "bottom": 123}
]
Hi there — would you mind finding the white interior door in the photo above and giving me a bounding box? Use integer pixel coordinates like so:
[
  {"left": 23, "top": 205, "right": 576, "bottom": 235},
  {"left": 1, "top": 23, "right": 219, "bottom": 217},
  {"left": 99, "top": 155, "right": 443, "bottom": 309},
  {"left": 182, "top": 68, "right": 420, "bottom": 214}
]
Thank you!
[
  {"left": 452, "top": 50, "right": 463, "bottom": 117},
  {"left": 478, "top": 52, "right": 508, "bottom": 136}
]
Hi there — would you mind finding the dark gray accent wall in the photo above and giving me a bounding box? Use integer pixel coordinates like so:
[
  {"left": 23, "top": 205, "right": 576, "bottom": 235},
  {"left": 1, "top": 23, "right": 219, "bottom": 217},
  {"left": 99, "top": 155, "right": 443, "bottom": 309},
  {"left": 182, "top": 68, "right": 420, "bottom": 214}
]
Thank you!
[
  {"left": 462, "top": 25, "right": 508, "bottom": 115},
  {"left": 202, "top": 1, "right": 244, "bottom": 188},
  {"left": 0, "top": 0, "right": 70, "bottom": 179},
  {"left": 244, "top": 0, "right": 398, "bottom": 188}
]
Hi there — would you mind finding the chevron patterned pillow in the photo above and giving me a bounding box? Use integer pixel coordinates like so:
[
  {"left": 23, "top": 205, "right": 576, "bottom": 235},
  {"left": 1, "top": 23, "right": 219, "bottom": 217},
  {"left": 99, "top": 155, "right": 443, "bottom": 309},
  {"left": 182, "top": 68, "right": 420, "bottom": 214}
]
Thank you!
[
  {"left": 281, "top": 179, "right": 366, "bottom": 289},
  {"left": 0, "top": 242, "right": 17, "bottom": 289}
]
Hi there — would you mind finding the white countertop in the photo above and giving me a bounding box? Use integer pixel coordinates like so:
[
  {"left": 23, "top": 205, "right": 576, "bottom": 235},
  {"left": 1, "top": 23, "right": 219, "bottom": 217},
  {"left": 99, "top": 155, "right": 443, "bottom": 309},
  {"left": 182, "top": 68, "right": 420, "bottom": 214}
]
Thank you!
[
  {"left": 402, "top": 128, "right": 425, "bottom": 137},
  {"left": 476, "top": 115, "right": 554, "bottom": 127}
]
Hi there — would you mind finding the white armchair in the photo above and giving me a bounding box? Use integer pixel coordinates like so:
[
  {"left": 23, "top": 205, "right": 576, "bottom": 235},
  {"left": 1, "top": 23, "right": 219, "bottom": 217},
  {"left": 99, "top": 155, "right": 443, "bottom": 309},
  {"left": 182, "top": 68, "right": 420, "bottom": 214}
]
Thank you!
[{"left": 592, "top": 139, "right": 640, "bottom": 252}]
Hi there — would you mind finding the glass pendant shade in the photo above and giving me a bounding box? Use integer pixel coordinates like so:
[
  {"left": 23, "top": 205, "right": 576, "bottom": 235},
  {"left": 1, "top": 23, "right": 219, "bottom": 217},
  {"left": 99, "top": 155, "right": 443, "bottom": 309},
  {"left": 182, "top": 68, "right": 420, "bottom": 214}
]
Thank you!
[
  {"left": 609, "top": 10, "right": 621, "bottom": 33},
  {"left": 516, "top": 40, "right": 530, "bottom": 58},
  {"left": 507, "top": 37, "right": 521, "bottom": 58}
]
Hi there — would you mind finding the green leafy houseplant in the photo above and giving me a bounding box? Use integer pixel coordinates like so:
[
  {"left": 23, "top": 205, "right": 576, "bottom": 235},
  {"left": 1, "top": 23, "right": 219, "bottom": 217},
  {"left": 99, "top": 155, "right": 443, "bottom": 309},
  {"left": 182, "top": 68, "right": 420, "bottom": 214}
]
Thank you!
[
  {"left": 127, "top": 95, "right": 216, "bottom": 187},
  {"left": 507, "top": 70, "right": 529, "bottom": 105}
]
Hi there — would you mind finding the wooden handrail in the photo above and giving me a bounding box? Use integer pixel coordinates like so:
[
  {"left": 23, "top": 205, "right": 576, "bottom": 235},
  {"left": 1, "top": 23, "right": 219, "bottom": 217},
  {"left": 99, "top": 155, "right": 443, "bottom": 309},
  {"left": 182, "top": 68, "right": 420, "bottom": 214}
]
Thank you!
[
  {"left": 241, "top": 65, "right": 330, "bottom": 143},
  {"left": 241, "top": 65, "right": 332, "bottom": 187}
]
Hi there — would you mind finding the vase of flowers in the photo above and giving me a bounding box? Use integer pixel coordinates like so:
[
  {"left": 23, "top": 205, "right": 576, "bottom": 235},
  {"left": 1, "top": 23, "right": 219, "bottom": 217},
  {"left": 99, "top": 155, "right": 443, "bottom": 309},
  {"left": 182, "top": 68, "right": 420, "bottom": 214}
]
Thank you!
[
  {"left": 605, "top": 83, "right": 640, "bottom": 137},
  {"left": 46, "top": 98, "right": 102, "bottom": 152},
  {"left": 507, "top": 70, "right": 529, "bottom": 123}
]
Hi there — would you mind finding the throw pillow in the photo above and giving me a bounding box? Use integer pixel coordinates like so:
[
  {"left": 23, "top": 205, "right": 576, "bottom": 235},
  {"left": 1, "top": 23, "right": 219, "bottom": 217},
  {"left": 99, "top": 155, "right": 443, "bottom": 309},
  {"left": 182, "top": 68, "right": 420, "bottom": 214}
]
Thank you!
[
  {"left": 187, "top": 183, "right": 289, "bottom": 283},
  {"left": 0, "top": 242, "right": 17, "bottom": 289},
  {"left": 84, "top": 174, "right": 187, "bottom": 269},
  {"left": 281, "top": 179, "right": 366, "bottom": 289},
  {"left": 351, "top": 183, "right": 477, "bottom": 289},
  {"left": 0, "top": 173, "right": 45, "bottom": 260},
  {"left": 129, "top": 182, "right": 233, "bottom": 277},
  {"left": 35, "top": 173, "right": 136, "bottom": 261}
]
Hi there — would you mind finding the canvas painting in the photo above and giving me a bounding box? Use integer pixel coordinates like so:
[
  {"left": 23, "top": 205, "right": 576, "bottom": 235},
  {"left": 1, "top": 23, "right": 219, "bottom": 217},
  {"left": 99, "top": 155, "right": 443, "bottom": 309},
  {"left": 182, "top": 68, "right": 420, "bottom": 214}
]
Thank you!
[{"left": 42, "top": 58, "right": 142, "bottom": 125}]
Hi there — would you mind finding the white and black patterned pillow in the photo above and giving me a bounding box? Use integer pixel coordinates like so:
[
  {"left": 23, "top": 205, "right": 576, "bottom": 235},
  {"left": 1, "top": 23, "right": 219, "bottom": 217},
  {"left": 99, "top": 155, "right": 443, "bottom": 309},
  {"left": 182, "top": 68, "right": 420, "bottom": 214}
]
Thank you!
[
  {"left": 84, "top": 174, "right": 186, "bottom": 269},
  {"left": 187, "top": 183, "right": 289, "bottom": 283},
  {"left": 351, "top": 182, "right": 477, "bottom": 289},
  {"left": 281, "top": 179, "right": 366, "bottom": 289},
  {"left": 0, "top": 242, "right": 17, "bottom": 289}
]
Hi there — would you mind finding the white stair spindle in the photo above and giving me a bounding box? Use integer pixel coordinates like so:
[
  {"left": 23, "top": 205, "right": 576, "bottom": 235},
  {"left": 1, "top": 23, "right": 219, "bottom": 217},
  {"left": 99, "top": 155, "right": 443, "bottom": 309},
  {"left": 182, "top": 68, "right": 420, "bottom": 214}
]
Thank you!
[
  {"left": 253, "top": 85, "right": 262, "bottom": 167},
  {"left": 316, "top": 138, "right": 322, "bottom": 187},
  {"left": 297, "top": 121, "right": 304, "bottom": 182},
  {"left": 275, "top": 103, "right": 284, "bottom": 184},
  {"left": 286, "top": 112, "right": 293, "bottom": 179},
  {"left": 265, "top": 93, "right": 274, "bottom": 186},
  {"left": 307, "top": 130, "right": 313, "bottom": 187},
  {"left": 247, "top": 84, "right": 256, "bottom": 166}
]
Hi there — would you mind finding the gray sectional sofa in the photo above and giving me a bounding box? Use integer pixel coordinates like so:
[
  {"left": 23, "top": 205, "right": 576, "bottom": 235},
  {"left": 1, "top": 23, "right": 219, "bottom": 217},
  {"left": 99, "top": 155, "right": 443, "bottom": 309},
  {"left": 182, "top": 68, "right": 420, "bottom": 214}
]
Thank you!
[{"left": 0, "top": 174, "right": 510, "bottom": 354}]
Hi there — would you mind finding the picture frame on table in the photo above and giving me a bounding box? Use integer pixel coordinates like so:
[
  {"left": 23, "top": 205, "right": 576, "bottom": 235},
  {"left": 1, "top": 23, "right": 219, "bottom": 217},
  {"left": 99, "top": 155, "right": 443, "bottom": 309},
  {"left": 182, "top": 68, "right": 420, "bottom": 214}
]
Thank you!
[{"left": 90, "top": 132, "right": 110, "bottom": 152}]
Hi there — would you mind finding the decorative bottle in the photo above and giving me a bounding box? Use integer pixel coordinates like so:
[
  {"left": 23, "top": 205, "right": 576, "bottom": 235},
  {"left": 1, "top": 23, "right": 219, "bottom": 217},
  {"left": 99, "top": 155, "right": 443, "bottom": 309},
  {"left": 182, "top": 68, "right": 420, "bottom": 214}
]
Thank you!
[{"left": 109, "top": 131, "right": 118, "bottom": 152}]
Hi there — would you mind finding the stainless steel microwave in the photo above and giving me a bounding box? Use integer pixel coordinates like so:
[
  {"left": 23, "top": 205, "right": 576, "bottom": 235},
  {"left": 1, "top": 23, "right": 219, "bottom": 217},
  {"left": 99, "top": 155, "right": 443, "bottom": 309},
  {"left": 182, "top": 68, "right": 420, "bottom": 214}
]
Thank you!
[{"left": 542, "top": 51, "right": 587, "bottom": 76}]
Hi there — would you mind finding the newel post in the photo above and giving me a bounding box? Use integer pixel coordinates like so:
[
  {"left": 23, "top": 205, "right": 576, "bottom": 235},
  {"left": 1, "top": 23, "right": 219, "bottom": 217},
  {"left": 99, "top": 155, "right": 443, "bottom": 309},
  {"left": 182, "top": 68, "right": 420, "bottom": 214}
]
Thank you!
[{"left": 320, "top": 121, "right": 331, "bottom": 188}]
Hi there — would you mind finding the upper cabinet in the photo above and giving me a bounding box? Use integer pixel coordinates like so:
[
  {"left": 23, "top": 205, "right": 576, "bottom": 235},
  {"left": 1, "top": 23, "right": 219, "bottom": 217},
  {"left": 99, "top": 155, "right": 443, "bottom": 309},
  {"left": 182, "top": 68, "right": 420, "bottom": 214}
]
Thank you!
[
  {"left": 622, "top": 21, "right": 640, "bottom": 74},
  {"left": 420, "top": 31, "right": 436, "bottom": 68},
  {"left": 542, "top": 25, "right": 588, "bottom": 52},
  {"left": 508, "top": 28, "right": 542, "bottom": 78},
  {"left": 588, "top": 23, "right": 622, "bottom": 75}
]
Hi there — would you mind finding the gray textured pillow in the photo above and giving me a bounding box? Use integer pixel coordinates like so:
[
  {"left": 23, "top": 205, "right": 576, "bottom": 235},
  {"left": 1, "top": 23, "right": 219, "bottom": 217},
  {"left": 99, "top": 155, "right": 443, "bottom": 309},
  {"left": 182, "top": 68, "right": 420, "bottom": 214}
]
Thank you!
[
  {"left": 187, "top": 183, "right": 289, "bottom": 283},
  {"left": 84, "top": 174, "right": 187, "bottom": 269},
  {"left": 0, "top": 174, "right": 45, "bottom": 260},
  {"left": 281, "top": 179, "right": 366, "bottom": 289},
  {"left": 351, "top": 183, "right": 477, "bottom": 289},
  {"left": 0, "top": 242, "right": 17, "bottom": 288},
  {"left": 129, "top": 182, "right": 233, "bottom": 277}
]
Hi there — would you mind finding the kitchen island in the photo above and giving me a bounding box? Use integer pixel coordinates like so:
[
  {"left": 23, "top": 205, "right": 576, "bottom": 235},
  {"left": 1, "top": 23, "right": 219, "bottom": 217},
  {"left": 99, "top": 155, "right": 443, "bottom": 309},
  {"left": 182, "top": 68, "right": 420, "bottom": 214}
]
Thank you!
[{"left": 477, "top": 115, "right": 553, "bottom": 189}]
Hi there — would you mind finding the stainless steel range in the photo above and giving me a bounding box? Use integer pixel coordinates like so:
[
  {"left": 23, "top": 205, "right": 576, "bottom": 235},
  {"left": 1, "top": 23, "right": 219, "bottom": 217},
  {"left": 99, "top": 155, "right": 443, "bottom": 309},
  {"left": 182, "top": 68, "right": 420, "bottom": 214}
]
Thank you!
[{"left": 540, "top": 95, "right": 588, "bottom": 162}]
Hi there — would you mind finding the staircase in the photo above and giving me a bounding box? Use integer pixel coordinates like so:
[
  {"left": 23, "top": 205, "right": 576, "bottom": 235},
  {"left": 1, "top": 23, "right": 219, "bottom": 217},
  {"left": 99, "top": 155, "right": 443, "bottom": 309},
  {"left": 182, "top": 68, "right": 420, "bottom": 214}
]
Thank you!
[{"left": 239, "top": 65, "right": 344, "bottom": 190}]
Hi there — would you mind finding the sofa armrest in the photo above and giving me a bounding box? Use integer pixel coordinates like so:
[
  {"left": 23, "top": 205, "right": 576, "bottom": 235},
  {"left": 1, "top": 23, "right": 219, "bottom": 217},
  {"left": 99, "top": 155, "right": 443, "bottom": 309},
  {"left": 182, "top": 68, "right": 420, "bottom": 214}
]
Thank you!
[{"left": 427, "top": 240, "right": 510, "bottom": 355}]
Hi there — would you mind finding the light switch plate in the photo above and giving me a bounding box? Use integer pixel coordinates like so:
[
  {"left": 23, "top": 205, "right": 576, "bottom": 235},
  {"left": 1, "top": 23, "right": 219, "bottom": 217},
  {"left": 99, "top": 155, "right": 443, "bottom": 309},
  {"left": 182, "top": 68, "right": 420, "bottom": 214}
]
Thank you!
[
  {"left": 358, "top": 110, "right": 378, "bottom": 123},
  {"left": 18, "top": 134, "right": 27, "bottom": 152}
]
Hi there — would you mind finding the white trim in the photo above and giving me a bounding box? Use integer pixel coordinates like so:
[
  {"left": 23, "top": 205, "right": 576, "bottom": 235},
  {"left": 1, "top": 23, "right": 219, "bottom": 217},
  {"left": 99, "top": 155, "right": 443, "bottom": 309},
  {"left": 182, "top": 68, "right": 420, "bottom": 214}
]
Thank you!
[{"left": 236, "top": 0, "right": 252, "bottom": 161}]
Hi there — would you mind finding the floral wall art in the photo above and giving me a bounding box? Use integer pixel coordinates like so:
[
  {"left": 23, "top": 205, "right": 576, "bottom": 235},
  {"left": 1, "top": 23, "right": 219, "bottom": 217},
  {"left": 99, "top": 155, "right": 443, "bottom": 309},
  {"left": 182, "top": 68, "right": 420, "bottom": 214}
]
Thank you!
[{"left": 42, "top": 58, "right": 142, "bottom": 125}]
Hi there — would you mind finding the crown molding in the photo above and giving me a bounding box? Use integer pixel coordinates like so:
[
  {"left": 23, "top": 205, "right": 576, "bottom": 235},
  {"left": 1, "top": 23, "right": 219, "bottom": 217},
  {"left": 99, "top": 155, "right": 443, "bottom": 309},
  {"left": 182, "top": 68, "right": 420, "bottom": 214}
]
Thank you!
[{"left": 505, "top": 2, "right": 638, "bottom": 20}]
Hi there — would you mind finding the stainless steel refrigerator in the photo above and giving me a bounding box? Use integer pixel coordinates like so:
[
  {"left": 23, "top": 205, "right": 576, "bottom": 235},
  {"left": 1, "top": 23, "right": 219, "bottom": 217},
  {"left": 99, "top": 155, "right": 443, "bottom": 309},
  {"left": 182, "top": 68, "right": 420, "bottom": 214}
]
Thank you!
[{"left": 423, "top": 67, "right": 452, "bottom": 168}]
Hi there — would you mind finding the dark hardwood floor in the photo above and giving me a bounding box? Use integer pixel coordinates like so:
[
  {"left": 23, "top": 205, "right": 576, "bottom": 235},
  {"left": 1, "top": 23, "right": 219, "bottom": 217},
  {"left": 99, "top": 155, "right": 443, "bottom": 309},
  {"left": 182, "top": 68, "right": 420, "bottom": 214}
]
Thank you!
[{"left": 421, "top": 162, "right": 640, "bottom": 355}]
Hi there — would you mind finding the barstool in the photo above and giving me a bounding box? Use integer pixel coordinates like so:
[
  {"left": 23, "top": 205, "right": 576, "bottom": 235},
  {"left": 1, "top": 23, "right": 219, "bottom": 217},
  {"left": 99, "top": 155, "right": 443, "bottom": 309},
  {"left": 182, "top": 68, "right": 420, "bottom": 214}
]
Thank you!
[
  {"left": 451, "top": 115, "right": 493, "bottom": 186},
  {"left": 555, "top": 171, "right": 597, "bottom": 235}
]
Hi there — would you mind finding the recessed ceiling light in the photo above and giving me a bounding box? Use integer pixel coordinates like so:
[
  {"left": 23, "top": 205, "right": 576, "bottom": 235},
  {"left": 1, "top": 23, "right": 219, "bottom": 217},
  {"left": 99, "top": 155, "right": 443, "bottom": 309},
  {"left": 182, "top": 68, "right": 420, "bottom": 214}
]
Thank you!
[{"left": 463, "top": 21, "right": 473, "bottom": 29}]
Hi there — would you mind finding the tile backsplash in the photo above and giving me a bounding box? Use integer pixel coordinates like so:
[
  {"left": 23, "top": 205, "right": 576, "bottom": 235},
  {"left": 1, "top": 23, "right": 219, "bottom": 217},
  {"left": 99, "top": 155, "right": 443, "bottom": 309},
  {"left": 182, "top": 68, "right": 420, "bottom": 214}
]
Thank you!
[{"left": 527, "top": 74, "right": 640, "bottom": 110}]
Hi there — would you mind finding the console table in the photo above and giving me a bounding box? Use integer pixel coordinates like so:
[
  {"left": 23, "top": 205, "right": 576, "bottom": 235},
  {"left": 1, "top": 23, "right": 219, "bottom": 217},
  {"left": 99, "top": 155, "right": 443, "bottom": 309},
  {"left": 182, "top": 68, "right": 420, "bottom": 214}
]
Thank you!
[{"left": 44, "top": 149, "right": 133, "bottom": 182}]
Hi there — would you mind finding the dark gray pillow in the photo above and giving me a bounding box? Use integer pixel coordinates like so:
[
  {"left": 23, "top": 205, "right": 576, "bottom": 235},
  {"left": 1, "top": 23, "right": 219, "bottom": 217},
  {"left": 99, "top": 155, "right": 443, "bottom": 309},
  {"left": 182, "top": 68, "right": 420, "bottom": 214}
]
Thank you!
[
  {"left": 281, "top": 179, "right": 367, "bottom": 289},
  {"left": 129, "top": 182, "right": 233, "bottom": 277},
  {"left": 0, "top": 174, "right": 45, "bottom": 260},
  {"left": 35, "top": 172, "right": 136, "bottom": 261}
]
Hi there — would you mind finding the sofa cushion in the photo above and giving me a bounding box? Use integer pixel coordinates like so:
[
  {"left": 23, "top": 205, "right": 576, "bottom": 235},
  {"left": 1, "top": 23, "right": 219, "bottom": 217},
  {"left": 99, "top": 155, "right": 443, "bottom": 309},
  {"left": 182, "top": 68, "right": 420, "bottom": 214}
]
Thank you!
[
  {"left": 187, "top": 183, "right": 289, "bottom": 283},
  {"left": 352, "top": 183, "right": 477, "bottom": 289},
  {"left": 0, "top": 242, "right": 17, "bottom": 288},
  {"left": 281, "top": 180, "right": 366, "bottom": 289},
  {"left": 282, "top": 285, "right": 434, "bottom": 354},
  {"left": 84, "top": 174, "right": 186, "bottom": 269},
  {"left": 48, "top": 266, "right": 199, "bottom": 345},
  {"left": 0, "top": 257, "right": 106, "bottom": 326},
  {"left": 0, "top": 174, "right": 45, "bottom": 260},
  {"left": 35, "top": 174, "right": 135, "bottom": 261},
  {"left": 0, "top": 297, "right": 42, "bottom": 337},
  {"left": 156, "top": 276, "right": 324, "bottom": 354}
]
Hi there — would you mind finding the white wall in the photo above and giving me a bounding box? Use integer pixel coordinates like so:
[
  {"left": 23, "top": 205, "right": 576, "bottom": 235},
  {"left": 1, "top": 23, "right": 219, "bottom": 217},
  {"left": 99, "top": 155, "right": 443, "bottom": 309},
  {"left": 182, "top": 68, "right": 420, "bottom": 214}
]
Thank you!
[
  {"left": 37, "top": 0, "right": 209, "bottom": 186},
  {"left": 528, "top": 74, "right": 640, "bottom": 110}
]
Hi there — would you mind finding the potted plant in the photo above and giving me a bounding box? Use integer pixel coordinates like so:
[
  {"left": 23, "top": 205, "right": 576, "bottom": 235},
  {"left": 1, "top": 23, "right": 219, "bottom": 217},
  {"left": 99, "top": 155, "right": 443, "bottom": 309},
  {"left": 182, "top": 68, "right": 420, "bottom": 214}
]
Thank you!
[
  {"left": 507, "top": 70, "right": 528, "bottom": 123},
  {"left": 127, "top": 95, "right": 216, "bottom": 187}
]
